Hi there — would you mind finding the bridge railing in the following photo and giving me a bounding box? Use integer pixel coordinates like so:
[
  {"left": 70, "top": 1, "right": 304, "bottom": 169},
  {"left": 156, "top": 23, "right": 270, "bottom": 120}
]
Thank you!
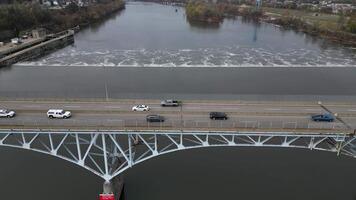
[{"left": 0, "top": 118, "right": 350, "bottom": 132}]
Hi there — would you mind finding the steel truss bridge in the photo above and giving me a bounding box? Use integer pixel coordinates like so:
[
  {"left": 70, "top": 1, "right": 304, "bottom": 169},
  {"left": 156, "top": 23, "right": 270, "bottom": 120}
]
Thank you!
[{"left": 0, "top": 130, "right": 355, "bottom": 182}]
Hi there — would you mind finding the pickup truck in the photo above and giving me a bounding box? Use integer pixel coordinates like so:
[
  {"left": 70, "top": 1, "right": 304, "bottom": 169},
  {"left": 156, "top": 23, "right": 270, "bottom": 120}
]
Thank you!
[{"left": 160, "top": 99, "right": 180, "bottom": 107}]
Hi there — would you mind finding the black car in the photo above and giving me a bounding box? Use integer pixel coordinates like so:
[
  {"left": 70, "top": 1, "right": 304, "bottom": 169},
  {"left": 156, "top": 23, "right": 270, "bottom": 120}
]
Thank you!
[
  {"left": 146, "top": 115, "right": 165, "bottom": 122},
  {"left": 311, "top": 113, "right": 335, "bottom": 122},
  {"left": 209, "top": 112, "right": 228, "bottom": 120}
]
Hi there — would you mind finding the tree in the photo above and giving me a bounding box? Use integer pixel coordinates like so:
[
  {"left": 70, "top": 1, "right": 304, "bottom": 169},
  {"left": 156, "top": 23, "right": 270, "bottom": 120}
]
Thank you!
[
  {"left": 346, "top": 15, "right": 356, "bottom": 33},
  {"left": 337, "top": 13, "right": 346, "bottom": 30},
  {"left": 7, "top": 3, "right": 34, "bottom": 36},
  {"left": 65, "top": 2, "right": 79, "bottom": 14}
]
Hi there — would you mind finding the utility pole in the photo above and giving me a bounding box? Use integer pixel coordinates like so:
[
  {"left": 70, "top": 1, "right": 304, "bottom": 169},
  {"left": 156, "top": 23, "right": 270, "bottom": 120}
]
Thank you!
[
  {"left": 180, "top": 103, "right": 183, "bottom": 129},
  {"left": 256, "top": 0, "right": 262, "bottom": 10}
]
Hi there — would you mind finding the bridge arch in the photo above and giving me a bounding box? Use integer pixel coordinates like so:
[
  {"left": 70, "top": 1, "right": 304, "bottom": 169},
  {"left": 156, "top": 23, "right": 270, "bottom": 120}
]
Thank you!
[{"left": 0, "top": 130, "right": 354, "bottom": 181}]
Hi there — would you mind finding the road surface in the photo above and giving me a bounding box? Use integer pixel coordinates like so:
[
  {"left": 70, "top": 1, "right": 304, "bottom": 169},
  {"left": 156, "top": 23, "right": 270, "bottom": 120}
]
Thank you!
[{"left": 0, "top": 99, "right": 355, "bottom": 132}]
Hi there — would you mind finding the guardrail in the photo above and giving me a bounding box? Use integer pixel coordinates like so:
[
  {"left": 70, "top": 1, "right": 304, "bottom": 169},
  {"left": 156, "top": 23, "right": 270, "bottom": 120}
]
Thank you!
[{"left": 0, "top": 118, "right": 350, "bottom": 132}]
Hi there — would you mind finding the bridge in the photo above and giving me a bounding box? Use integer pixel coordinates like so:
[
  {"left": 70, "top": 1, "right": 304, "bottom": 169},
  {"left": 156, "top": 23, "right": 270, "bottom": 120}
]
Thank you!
[
  {"left": 0, "top": 129, "right": 354, "bottom": 181},
  {"left": 0, "top": 99, "right": 356, "bottom": 198}
]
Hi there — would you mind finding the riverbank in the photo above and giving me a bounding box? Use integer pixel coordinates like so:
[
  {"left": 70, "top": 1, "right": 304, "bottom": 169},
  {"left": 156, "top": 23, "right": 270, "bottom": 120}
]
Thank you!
[
  {"left": 0, "top": 30, "right": 75, "bottom": 67},
  {"left": 184, "top": 1, "right": 356, "bottom": 46},
  {"left": 186, "top": 1, "right": 223, "bottom": 24},
  {"left": 0, "top": 0, "right": 125, "bottom": 41},
  {"left": 264, "top": 7, "right": 356, "bottom": 46}
]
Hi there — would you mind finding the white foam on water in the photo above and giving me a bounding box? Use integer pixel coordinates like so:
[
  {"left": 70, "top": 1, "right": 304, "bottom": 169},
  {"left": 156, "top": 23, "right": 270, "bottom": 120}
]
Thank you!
[
  {"left": 15, "top": 46, "right": 356, "bottom": 67},
  {"left": 180, "top": 49, "right": 193, "bottom": 52}
]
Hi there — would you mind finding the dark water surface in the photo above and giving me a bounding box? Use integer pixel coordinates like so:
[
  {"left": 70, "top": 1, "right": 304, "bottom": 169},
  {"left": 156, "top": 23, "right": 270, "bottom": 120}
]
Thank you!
[
  {"left": 19, "top": 2, "right": 356, "bottom": 66},
  {"left": 1, "top": 66, "right": 356, "bottom": 101},
  {"left": 2, "top": 146, "right": 356, "bottom": 200},
  {"left": 1, "top": 2, "right": 356, "bottom": 200}
]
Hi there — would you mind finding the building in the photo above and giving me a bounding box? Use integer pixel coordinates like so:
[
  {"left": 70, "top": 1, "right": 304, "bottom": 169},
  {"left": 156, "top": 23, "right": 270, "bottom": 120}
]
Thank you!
[{"left": 32, "top": 29, "right": 47, "bottom": 39}]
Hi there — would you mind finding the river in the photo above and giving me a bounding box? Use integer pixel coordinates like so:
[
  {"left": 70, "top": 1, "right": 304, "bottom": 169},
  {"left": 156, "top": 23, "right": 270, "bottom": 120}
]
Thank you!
[
  {"left": 19, "top": 2, "right": 356, "bottom": 66},
  {"left": 1, "top": 2, "right": 356, "bottom": 200}
]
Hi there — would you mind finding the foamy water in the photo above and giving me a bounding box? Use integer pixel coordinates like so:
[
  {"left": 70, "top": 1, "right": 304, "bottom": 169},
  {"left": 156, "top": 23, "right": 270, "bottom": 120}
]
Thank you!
[{"left": 20, "top": 46, "right": 356, "bottom": 67}]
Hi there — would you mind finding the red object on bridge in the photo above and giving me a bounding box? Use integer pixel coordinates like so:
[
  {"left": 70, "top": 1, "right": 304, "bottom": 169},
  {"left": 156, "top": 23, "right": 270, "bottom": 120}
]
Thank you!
[{"left": 99, "top": 194, "right": 115, "bottom": 200}]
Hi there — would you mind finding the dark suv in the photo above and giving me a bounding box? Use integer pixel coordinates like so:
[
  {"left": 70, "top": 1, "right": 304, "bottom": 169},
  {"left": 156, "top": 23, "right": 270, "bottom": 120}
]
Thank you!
[
  {"left": 209, "top": 112, "right": 228, "bottom": 120},
  {"left": 311, "top": 113, "right": 335, "bottom": 122},
  {"left": 146, "top": 115, "right": 165, "bottom": 122}
]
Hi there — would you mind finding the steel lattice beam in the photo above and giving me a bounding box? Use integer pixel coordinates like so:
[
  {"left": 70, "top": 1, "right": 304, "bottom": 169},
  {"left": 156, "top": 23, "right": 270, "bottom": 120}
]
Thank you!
[{"left": 0, "top": 130, "right": 354, "bottom": 181}]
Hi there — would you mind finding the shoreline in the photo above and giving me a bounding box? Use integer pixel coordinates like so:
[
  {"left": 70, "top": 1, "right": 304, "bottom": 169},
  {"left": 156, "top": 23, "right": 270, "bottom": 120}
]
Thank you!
[
  {"left": 159, "top": 0, "right": 356, "bottom": 47},
  {"left": 0, "top": 0, "right": 126, "bottom": 41}
]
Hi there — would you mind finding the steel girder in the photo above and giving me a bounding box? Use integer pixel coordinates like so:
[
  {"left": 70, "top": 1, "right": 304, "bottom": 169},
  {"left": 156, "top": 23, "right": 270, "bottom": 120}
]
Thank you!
[{"left": 0, "top": 130, "right": 354, "bottom": 181}]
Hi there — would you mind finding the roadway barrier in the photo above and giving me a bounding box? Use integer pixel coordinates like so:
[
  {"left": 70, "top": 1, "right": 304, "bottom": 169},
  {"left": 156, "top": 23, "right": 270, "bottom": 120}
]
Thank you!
[{"left": 0, "top": 118, "right": 349, "bottom": 132}]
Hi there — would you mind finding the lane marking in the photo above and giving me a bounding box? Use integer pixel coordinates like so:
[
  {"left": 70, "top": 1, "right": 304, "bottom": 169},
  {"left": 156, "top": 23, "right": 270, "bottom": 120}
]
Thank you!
[
  {"left": 105, "top": 106, "right": 121, "bottom": 109},
  {"left": 305, "top": 109, "right": 320, "bottom": 111},
  {"left": 107, "top": 119, "right": 124, "bottom": 122},
  {"left": 64, "top": 105, "right": 81, "bottom": 108},
  {"left": 185, "top": 107, "right": 203, "bottom": 109},
  {"left": 23, "top": 105, "right": 41, "bottom": 108},
  {"left": 186, "top": 106, "right": 240, "bottom": 110},
  {"left": 348, "top": 109, "right": 356, "bottom": 112},
  {"left": 150, "top": 106, "right": 162, "bottom": 109},
  {"left": 264, "top": 108, "right": 282, "bottom": 111}
]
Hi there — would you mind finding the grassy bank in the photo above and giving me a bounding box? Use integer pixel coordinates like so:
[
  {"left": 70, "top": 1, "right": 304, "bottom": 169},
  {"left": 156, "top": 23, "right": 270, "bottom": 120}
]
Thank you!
[
  {"left": 264, "top": 7, "right": 356, "bottom": 46},
  {"left": 0, "top": 0, "right": 125, "bottom": 41},
  {"left": 186, "top": 1, "right": 223, "bottom": 23},
  {"left": 185, "top": 1, "right": 262, "bottom": 23},
  {"left": 185, "top": 1, "right": 356, "bottom": 46}
]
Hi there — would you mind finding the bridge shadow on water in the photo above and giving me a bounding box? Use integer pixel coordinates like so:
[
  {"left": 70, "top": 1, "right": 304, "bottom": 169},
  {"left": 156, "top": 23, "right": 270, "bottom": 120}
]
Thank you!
[{"left": 121, "top": 147, "right": 356, "bottom": 200}]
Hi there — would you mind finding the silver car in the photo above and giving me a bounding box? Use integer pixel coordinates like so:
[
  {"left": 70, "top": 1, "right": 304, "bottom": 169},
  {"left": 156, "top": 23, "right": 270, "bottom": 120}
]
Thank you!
[
  {"left": 0, "top": 109, "right": 16, "bottom": 118},
  {"left": 132, "top": 105, "right": 150, "bottom": 111}
]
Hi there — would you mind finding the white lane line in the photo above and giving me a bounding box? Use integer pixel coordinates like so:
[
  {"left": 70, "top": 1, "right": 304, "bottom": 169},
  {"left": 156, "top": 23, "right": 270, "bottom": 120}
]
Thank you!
[
  {"left": 186, "top": 107, "right": 240, "bottom": 110},
  {"left": 23, "top": 105, "right": 41, "bottom": 108},
  {"left": 64, "top": 105, "right": 81, "bottom": 108},
  {"left": 186, "top": 107, "right": 203, "bottom": 109},
  {"left": 348, "top": 109, "right": 356, "bottom": 112},
  {"left": 105, "top": 106, "right": 121, "bottom": 109},
  {"left": 107, "top": 119, "right": 123, "bottom": 122},
  {"left": 264, "top": 108, "right": 282, "bottom": 111},
  {"left": 305, "top": 109, "right": 320, "bottom": 111},
  {"left": 150, "top": 106, "right": 162, "bottom": 109}
]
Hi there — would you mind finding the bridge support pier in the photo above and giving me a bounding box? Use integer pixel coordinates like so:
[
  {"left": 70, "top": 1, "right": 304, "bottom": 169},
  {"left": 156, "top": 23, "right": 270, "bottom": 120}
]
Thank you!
[
  {"left": 101, "top": 181, "right": 115, "bottom": 200},
  {"left": 103, "top": 181, "right": 114, "bottom": 194},
  {"left": 101, "top": 176, "right": 124, "bottom": 200}
]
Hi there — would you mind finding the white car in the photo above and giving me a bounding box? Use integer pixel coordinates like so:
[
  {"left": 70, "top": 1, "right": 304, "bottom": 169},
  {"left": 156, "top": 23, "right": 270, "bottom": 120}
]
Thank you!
[
  {"left": 132, "top": 105, "right": 150, "bottom": 111},
  {"left": 47, "top": 109, "right": 72, "bottom": 119},
  {"left": 0, "top": 109, "right": 16, "bottom": 118}
]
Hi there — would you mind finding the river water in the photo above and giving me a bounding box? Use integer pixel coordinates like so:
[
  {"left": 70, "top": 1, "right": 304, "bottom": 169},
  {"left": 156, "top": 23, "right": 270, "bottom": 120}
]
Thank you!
[
  {"left": 1, "top": 2, "right": 356, "bottom": 200},
  {"left": 20, "top": 2, "right": 356, "bottom": 66}
]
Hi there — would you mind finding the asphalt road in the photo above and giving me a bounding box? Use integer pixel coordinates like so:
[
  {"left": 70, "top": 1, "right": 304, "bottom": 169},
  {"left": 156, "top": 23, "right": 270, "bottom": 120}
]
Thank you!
[{"left": 0, "top": 100, "right": 355, "bottom": 132}]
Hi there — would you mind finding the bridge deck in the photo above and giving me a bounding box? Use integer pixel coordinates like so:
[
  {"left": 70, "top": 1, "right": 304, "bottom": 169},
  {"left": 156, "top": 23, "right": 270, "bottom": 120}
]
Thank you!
[{"left": 0, "top": 99, "right": 355, "bottom": 133}]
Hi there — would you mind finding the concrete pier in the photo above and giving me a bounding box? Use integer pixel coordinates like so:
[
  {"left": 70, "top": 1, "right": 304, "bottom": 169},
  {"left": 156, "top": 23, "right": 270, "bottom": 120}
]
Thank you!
[{"left": 102, "top": 177, "right": 124, "bottom": 200}]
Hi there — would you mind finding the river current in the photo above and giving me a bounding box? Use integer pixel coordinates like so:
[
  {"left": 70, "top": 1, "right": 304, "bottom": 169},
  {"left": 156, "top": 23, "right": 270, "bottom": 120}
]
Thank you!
[
  {"left": 19, "top": 2, "right": 356, "bottom": 67},
  {"left": 2, "top": 2, "right": 356, "bottom": 200}
]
